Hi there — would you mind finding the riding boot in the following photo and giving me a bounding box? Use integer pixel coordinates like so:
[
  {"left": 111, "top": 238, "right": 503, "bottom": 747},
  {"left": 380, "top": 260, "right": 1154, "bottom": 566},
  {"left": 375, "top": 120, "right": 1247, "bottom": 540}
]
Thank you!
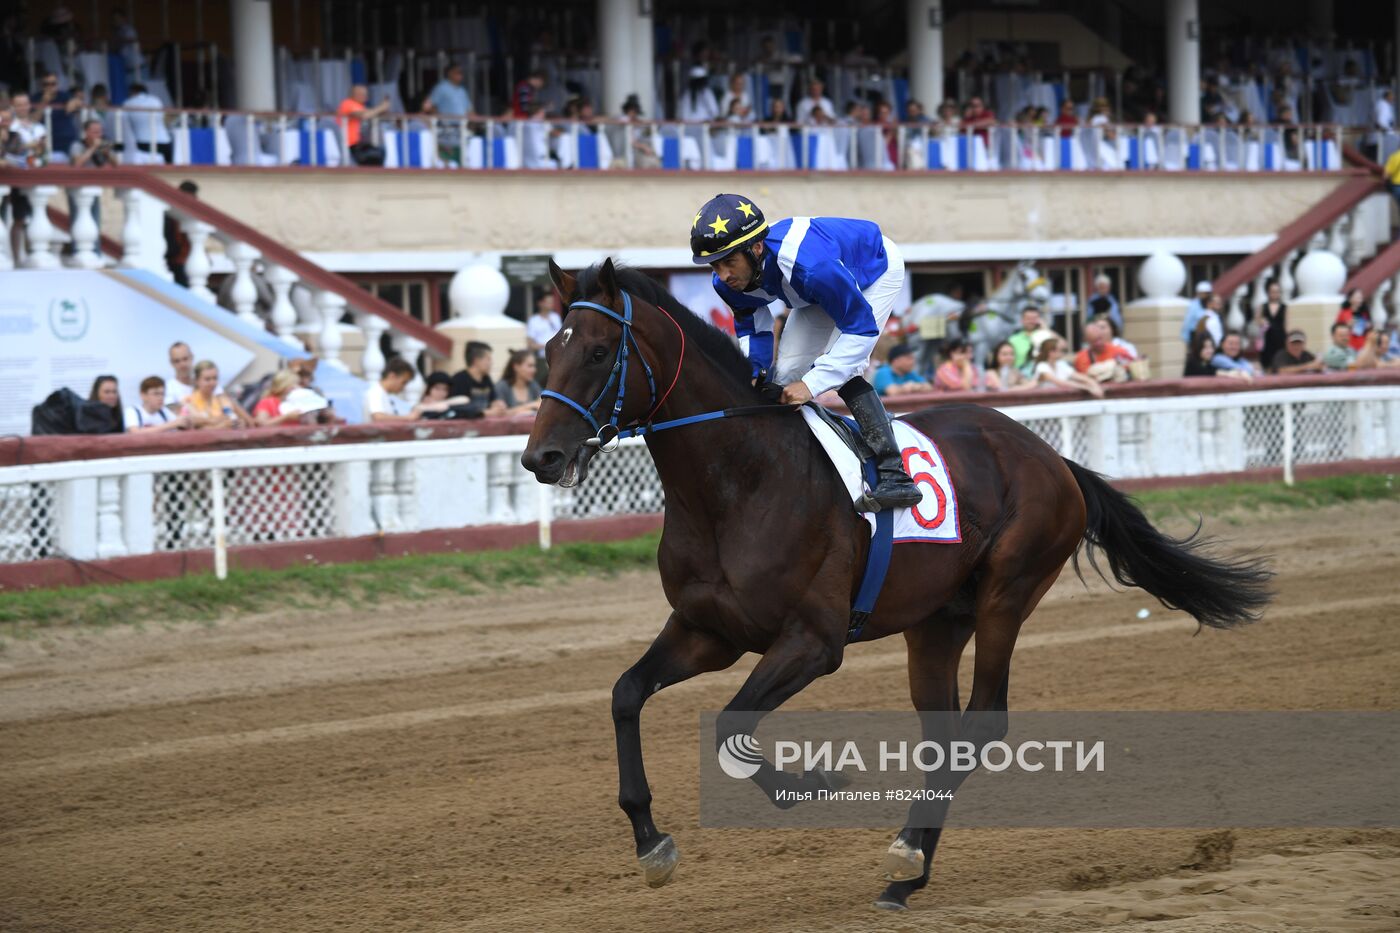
[{"left": 837, "top": 378, "right": 925, "bottom": 512}]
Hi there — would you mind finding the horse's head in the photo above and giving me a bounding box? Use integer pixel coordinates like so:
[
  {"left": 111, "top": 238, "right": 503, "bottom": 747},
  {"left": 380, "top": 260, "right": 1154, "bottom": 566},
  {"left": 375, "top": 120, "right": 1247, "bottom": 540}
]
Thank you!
[
  {"left": 1016, "top": 262, "right": 1052, "bottom": 304},
  {"left": 521, "top": 258, "right": 658, "bottom": 487}
]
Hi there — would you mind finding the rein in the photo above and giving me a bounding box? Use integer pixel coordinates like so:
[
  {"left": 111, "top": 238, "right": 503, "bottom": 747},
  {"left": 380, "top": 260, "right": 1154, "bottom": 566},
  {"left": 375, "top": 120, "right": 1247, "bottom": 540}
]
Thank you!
[{"left": 539, "top": 290, "right": 796, "bottom": 452}]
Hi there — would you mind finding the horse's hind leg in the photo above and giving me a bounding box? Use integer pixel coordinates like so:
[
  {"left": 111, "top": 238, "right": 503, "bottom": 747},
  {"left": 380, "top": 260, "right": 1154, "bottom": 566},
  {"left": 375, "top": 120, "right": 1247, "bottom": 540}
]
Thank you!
[{"left": 874, "top": 613, "right": 973, "bottom": 911}]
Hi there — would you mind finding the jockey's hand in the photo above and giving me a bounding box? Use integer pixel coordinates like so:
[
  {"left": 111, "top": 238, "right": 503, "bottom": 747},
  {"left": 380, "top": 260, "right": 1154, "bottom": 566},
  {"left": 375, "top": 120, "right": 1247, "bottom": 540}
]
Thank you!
[{"left": 780, "top": 382, "right": 813, "bottom": 405}]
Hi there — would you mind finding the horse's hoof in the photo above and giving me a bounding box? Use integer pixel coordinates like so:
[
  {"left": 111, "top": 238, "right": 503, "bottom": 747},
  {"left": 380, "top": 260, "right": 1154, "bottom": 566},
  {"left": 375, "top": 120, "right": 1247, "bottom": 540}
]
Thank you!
[
  {"left": 638, "top": 834, "right": 680, "bottom": 888},
  {"left": 873, "top": 895, "right": 909, "bottom": 911},
  {"left": 881, "top": 839, "right": 925, "bottom": 882}
]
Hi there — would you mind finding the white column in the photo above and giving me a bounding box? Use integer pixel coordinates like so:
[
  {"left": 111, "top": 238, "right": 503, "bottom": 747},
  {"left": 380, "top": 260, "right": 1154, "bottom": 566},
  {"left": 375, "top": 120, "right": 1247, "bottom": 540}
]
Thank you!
[
  {"left": 1344, "top": 208, "right": 1368, "bottom": 268},
  {"left": 230, "top": 0, "right": 276, "bottom": 110},
  {"left": 370, "top": 459, "right": 402, "bottom": 532},
  {"left": 68, "top": 186, "right": 102, "bottom": 269},
  {"left": 394, "top": 334, "right": 427, "bottom": 404},
  {"left": 226, "top": 240, "right": 263, "bottom": 328},
  {"left": 488, "top": 453, "right": 519, "bottom": 524},
  {"left": 95, "top": 476, "right": 128, "bottom": 558},
  {"left": 355, "top": 311, "right": 388, "bottom": 384},
  {"left": 1249, "top": 267, "right": 1270, "bottom": 315},
  {"left": 117, "top": 187, "right": 143, "bottom": 269},
  {"left": 907, "top": 0, "right": 944, "bottom": 114},
  {"left": 1370, "top": 281, "right": 1390, "bottom": 332},
  {"left": 1165, "top": 0, "right": 1200, "bottom": 125},
  {"left": 181, "top": 218, "right": 216, "bottom": 302},
  {"left": 24, "top": 185, "right": 60, "bottom": 269},
  {"left": 264, "top": 263, "right": 301, "bottom": 347},
  {"left": 1226, "top": 286, "right": 1247, "bottom": 333},
  {"left": 597, "top": 0, "right": 634, "bottom": 117},
  {"left": 394, "top": 460, "right": 419, "bottom": 531},
  {"left": 0, "top": 185, "right": 12, "bottom": 269},
  {"left": 632, "top": 0, "right": 656, "bottom": 119},
  {"left": 314, "top": 290, "right": 349, "bottom": 370}
]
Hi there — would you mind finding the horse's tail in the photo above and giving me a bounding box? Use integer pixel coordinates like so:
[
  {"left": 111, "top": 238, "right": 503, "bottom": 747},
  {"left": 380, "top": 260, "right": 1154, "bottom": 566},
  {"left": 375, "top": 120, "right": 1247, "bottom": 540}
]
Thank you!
[{"left": 1062, "top": 458, "right": 1273, "bottom": 630}]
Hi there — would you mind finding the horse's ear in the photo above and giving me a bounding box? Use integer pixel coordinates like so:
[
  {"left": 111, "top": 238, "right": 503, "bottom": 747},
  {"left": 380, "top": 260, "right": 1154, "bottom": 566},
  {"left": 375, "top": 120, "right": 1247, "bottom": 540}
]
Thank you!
[
  {"left": 598, "top": 257, "right": 619, "bottom": 301},
  {"left": 549, "top": 259, "right": 577, "bottom": 306}
]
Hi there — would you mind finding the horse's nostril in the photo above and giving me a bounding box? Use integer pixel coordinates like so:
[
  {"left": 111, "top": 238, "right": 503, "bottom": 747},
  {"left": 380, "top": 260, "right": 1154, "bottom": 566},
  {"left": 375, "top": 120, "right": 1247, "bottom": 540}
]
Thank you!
[{"left": 523, "top": 448, "right": 565, "bottom": 475}]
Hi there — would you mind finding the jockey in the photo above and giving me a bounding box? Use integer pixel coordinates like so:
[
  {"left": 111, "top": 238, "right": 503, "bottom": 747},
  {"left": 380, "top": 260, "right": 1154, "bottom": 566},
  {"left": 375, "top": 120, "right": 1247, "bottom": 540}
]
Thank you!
[{"left": 690, "top": 193, "right": 923, "bottom": 511}]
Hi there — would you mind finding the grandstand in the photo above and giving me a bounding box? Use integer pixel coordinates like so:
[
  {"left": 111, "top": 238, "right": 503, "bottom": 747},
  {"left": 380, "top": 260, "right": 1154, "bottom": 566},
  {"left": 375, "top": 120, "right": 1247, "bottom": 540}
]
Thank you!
[{"left": 1, "top": 0, "right": 1399, "bottom": 582}]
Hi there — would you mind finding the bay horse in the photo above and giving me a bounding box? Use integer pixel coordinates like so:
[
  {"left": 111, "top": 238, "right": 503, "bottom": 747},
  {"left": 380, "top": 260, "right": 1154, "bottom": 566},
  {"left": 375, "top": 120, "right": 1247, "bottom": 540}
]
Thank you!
[{"left": 520, "top": 259, "right": 1272, "bottom": 911}]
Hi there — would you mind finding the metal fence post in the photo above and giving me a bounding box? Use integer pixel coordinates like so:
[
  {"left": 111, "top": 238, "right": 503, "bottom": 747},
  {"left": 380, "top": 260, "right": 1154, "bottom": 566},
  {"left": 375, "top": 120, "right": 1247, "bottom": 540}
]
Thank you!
[
  {"left": 210, "top": 467, "right": 228, "bottom": 579},
  {"left": 1282, "top": 401, "right": 1295, "bottom": 487}
]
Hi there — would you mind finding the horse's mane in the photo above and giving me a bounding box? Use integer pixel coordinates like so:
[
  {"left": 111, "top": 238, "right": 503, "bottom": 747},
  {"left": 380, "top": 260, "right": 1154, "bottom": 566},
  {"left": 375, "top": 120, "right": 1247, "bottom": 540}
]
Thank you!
[{"left": 574, "top": 263, "right": 762, "bottom": 400}]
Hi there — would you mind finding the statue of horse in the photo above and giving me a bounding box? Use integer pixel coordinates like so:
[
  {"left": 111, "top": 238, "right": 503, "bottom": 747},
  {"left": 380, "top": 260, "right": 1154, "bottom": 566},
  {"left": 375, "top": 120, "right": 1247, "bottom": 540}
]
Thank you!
[
  {"left": 521, "top": 259, "right": 1272, "bottom": 912},
  {"left": 948, "top": 261, "right": 1052, "bottom": 367}
]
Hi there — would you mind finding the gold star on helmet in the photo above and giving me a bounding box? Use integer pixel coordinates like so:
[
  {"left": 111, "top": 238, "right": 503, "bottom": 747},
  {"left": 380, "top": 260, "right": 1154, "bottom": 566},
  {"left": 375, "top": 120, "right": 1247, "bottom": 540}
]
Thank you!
[
  {"left": 708, "top": 214, "right": 730, "bottom": 235},
  {"left": 736, "top": 201, "right": 755, "bottom": 218}
]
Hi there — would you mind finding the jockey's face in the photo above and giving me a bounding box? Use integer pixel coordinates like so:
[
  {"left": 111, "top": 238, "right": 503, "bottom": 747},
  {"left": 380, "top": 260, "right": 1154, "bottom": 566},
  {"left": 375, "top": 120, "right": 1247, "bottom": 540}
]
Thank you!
[{"left": 712, "top": 242, "right": 763, "bottom": 292}]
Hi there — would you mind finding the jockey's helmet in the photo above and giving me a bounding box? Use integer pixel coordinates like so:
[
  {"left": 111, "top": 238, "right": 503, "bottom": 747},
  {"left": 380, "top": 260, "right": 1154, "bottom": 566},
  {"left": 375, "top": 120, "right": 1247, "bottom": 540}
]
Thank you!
[{"left": 690, "top": 193, "right": 767, "bottom": 265}]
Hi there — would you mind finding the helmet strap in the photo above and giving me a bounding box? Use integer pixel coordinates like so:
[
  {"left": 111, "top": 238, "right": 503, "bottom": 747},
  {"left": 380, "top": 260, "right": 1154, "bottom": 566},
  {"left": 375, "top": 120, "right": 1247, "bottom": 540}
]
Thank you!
[{"left": 742, "top": 245, "right": 762, "bottom": 290}]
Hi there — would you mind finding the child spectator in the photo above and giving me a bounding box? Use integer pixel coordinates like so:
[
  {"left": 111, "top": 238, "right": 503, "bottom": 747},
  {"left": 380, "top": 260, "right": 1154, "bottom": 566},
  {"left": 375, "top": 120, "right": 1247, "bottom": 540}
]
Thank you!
[
  {"left": 252, "top": 369, "right": 313, "bottom": 426},
  {"left": 423, "top": 371, "right": 453, "bottom": 403},
  {"left": 89, "top": 374, "right": 124, "bottom": 431},
  {"left": 872, "top": 344, "right": 931, "bottom": 396},
  {"left": 125, "top": 375, "right": 188, "bottom": 432},
  {"left": 1034, "top": 337, "right": 1104, "bottom": 397}
]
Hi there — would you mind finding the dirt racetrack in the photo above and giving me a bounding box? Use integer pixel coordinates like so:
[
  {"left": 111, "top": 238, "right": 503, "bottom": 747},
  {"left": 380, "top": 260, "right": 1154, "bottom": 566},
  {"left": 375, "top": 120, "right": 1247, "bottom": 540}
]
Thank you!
[{"left": 2, "top": 501, "right": 1399, "bottom": 932}]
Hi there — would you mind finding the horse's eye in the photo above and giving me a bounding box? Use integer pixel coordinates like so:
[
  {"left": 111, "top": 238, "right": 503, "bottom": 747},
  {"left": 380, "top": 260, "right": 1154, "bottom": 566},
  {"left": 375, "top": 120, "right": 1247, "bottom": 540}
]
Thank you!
[{"left": 590, "top": 345, "right": 609, "bottom": 364}]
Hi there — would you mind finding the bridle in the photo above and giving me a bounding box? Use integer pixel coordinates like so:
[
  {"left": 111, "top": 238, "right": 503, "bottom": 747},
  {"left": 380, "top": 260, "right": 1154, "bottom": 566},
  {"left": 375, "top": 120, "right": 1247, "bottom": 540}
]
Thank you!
[
  {"left": 539, "top": 289, "right": 794, "bottom": 452},
  {"left": 539, "top": 291, "right": 683, "bottom": 452}
]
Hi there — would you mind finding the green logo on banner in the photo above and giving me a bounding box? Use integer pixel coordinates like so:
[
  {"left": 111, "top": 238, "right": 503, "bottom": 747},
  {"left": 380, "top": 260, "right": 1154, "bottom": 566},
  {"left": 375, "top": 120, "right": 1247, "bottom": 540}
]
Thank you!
[{"left": 49, "top": 298, "right": 91, "bottom": 341}]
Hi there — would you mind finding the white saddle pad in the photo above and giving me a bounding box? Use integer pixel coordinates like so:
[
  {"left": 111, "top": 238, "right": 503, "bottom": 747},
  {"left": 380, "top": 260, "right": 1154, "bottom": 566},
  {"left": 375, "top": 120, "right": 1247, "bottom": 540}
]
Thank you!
[{"left": 800, "top": 406, "right": 962, "bottom": 544}]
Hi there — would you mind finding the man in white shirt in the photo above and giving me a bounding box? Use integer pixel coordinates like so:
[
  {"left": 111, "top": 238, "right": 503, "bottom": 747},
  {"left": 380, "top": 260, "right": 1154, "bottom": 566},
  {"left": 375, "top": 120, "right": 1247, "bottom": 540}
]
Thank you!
[
  {"left": 365, "top": 357, "right": 452, "bottom": 423},
  {"left": 794, "top": 80, "right": 836, "bottom": 124},
  {"left": 526, "top": 292, "right": 562, "bottom": 372},
  {"left": 164, "top": 341, "right": 223, "bottom": 408},
  {"left": 1373, "top": 89, "right": 1395, "bottom": 158},
  {"left": 123, "top": 83, "right": 173, "bottom": 163},
  {"left": 9, "top": 93, "right": 48, "bottom": 164}
]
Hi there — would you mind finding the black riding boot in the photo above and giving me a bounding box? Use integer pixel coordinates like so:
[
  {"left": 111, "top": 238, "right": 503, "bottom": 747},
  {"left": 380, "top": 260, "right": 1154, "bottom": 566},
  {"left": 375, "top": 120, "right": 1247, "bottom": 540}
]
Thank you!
[{"left": 838, "top": 378, "right": 925, "bottom": 512}]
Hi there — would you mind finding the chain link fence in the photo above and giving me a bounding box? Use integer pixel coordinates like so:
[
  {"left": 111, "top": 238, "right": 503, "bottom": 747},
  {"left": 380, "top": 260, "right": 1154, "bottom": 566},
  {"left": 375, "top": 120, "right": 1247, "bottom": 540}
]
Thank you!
[{"left": 0, "top": 482, "right": 56, "bottom": 563}]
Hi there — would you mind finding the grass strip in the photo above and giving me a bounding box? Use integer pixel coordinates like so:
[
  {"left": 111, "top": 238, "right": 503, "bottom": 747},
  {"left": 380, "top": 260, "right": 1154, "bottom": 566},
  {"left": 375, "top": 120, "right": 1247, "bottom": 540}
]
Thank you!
[{"left": 1, "top": 473, "right": 1394, "bottom": 637}]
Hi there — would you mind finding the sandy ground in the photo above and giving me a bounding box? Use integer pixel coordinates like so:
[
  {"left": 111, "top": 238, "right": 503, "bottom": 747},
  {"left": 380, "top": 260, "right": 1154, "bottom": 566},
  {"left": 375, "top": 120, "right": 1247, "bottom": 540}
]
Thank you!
[{"left": 1, "top": 503, "right": 1398, "bottom": 932}]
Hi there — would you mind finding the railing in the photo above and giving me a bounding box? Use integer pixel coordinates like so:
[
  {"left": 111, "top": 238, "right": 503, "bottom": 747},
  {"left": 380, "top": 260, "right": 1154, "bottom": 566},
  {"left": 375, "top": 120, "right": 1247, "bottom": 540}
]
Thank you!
[
  {"left": 2, "top": 384, "right": 1396, "bottom": 577},
  {"left": 31, "top": 106, "right": 1353, "bottom": 174},
  {"left": 0, "top": 166, "right": 450, "bottom": 380}
]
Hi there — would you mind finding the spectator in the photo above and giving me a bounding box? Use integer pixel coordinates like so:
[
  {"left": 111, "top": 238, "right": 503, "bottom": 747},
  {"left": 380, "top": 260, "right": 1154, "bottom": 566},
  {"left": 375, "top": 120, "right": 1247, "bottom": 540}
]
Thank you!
[
  {"left": 987, "top": 340, "right": 1034, "bottom": 392},
  {"left": 124, "top": 83, "right": 173, "bottom": 162},
  {"left": 1073, "top": 319, "right": 1136, "bottom": 380},
  {"left": 1087, "top": 274, "right": 1122, "bottom": 329},
  {"left": 1355, "top": 328, "right": 1399, "bottom": 370},
  {"left": 719, "top": 73, "right": 751, "bottom": 118},
  {"left": 449, "top": 341, "right": 507, "bottom": 416},
  {"left": 1211, "top": 331, "right": 1258, "bottom": 378},
  {"left": 1386, "top": 143, "right": 1400, "bottom": 212},
  {"left": 164, "top": 341, "right": 203, "bottom": 406},
  {"left": 162, "top": 180, "right": 199, "bottom": 285},
  {"left": 1054, "top": 98, "right": 1079, "bottom": 137},
  {"left": 69, "top": 117, "right": 117, "bottom": 167},
  {"left": 496, "top": 350, "right": 543, "bottom": 412},
  {"left": 1270, "top": 329, "right": 1323, "bottom": 374},
  {"left": 1335, "top": 288, "right": 1371, "bottom": 350},
  {"left": 181, "top": 361, "right": 251, "bottom": 428},
  {"left": 287, "top": 357, "right": 346, "bottom": 424},
  {"left": 872, "top": 344, "right": 931, "bottom": 396},
  {"left": 252, "top": 370, "right": 312, "bottom": 426},
  {"left": 1258, "top": 279, "right": 1288, "bottom": 367},
  {"left": 34, "top": 71, "right": 82, "bottom": 159},
  {"left": 364, "top": 357, "right": 452, "bottom": 422},
  {"left": 1099, "top": 313, "right": 1140, "bottom": 359},
  {"left": 89, "top": 374, "right": 124, "bottom": 431},
  {"left": 962, "top": 96, "right": 995, "bottom": 141},
  {"left": 1322, "top": 321, "right": 1358, "bottom": 371},
  {"left": 1185, "top": 332, "right": 1220, "bottom": 376},
  {"left": 795, "top": 79, "right": 835, "bottom": 124},
  {"left": 1191, "top": 292, "right": 1226, "bottom": 346},
  {"left": 1008, "top": 305, "right": 1055, "bottom": 369},
  {"left": 527, "top": 292, "right": 561, "bottom": 374},
  {"left": 1033, "top": 337, "right": 1104, "bottom": 398},
  {"left": 512, "top": 69, "right": 547, "bottom": 118},
  {"left": 8, "top": 92, "right": 46, "bottom": 164},
  {"left": 1179, "top": 281, "right": 1214, "bottom": 343},
  {"left": 337, "top": 84, "right": 389, "bottom": 165},
  {"left": 679, "top": 66, "right": 720, "bottom": 122},
  {"left": 934, "top": 338, "right": 986, "bottom": 391},
  {"left": 428, "top": 62, "right": 474, "bottom": 118},
  {"left": 125, "top": 376, "right": 188, "bottom": 432},
  {"left": 904, "top": 99, "right": 930, "bottom": 124},
  {"left": 422, "top": 371, "right": 453, "bottom": 403}
]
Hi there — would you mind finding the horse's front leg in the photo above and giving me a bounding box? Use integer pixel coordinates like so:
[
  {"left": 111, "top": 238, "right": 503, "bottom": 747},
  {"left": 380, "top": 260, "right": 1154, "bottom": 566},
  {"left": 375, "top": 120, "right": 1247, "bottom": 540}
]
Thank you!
[{"left": 613, "top": 614, "right": 740, "bottom": 887}]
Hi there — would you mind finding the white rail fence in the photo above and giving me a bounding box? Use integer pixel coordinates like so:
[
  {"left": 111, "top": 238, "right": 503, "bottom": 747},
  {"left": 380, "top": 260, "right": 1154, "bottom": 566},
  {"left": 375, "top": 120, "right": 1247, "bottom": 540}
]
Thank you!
[{"left": 2, "top": 386, "right": 1398, "bottom": 573}]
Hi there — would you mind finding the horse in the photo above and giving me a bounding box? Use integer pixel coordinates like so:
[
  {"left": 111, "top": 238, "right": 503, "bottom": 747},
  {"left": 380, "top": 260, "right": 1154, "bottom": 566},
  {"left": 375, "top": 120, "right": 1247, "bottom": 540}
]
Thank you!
[
  {"left": 520, "top": 259, "right": 1273, "bottom": 911},
  {"left": 947, "top": 261, "right": 1052, "bottom": 368}
]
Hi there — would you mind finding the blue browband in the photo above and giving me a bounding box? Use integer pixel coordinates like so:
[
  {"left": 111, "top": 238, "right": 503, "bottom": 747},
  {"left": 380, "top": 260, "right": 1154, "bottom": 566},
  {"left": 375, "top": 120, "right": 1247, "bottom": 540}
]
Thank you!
[{"left": 541, "top": 290, "right": 792, "bottom": 449}]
